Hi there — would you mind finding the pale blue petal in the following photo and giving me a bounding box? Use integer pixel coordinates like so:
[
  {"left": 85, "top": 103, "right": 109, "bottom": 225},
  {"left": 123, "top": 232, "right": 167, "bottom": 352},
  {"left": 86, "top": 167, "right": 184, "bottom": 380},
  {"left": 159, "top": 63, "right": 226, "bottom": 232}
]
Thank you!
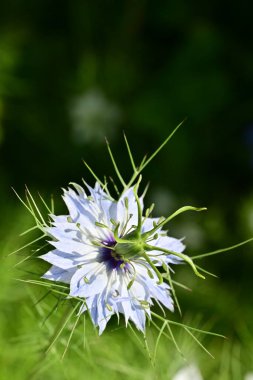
[
  {"left": 134, "top": 262, "right": 174, "bottom": 310},
  {"left": 162, "top": 236, "right": 185, "bottom": 252},
  {"left": 87, "top": 295, "right": 98, "bottom": 325},
  {"left": 141, "top": 217, "right": 160, "bottom": 233},
  {"left": 45, "top": 225, "right": 80, "bottom": 242},
  {"left": 130, "top": 279, "right": 149, "bottom": 301},
  {"left": 70, "top": 270, "right": 108, "bottom": 298},
  {"left": 49, "top": 239, "right": 97, "bottom": 255},
  {"left": 69, "top": 263, "right": 103, "bottom": 295},
  {"left": 84, "top": 294, "right": 113, "bottom": 334},
  {"left": 148, "top": 281, "right": 174, "bottom": 311},
  {"left": 147, "top": 235, "right": 185, "bottom": 265},
  {"left": 85, "top": 182, "right": 114, "bottom": 224},
  {"left": 40, "top": 250, "right": 87, "bottom": 269},
  {"left": 49, "top": 214, "right": 68, "bottom": 224},
  {"left": 96, "top": 296, "right": 113, "bottom": 335},
  {"left": 128, "top": 302, "right": 146, "bottom": 332},
  {"left": 63, "top": 190, "right": 98, "bottom": 231},
  {"left": 111, "top": 187, "right": 144, "bottom": 234},
  {"left": 42, "top": 265, "right": 75, "bottom": 283},
  {"left": 152, "top": 235, "right": 185, "bottom": 253},
  {"left": 70, "top": 182, "right": 87, "bottom": 197}
]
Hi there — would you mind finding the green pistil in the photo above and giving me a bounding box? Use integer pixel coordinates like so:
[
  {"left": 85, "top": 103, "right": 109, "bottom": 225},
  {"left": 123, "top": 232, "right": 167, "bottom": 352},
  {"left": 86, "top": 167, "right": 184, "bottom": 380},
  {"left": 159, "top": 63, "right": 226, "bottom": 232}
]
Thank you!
[
  {"left": 114, "top": 238, "right": 144, "bottom": 259},
  {"left": 114, "top": 238, "right": 164, "bottom": 285},
  {"left": 110, "top": 251, "right": 124, "bottom": 261}
]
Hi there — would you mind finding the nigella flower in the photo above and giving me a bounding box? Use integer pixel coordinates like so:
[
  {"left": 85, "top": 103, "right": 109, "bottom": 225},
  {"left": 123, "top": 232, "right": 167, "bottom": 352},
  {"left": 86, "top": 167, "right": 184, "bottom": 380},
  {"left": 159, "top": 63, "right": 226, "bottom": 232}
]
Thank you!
[
  {"left": 40, "top": 181, "right": 187, "bottom": 334},
  {"left": 15, "top": 128, "right": 252, "bottom": 358}
]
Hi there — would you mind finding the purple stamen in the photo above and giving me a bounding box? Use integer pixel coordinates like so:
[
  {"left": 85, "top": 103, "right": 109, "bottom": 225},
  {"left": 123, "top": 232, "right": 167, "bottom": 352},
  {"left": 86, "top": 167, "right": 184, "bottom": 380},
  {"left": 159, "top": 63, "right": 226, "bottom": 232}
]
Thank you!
[{"left": 98, "top": 238, "right": 126, "bottom": 270}]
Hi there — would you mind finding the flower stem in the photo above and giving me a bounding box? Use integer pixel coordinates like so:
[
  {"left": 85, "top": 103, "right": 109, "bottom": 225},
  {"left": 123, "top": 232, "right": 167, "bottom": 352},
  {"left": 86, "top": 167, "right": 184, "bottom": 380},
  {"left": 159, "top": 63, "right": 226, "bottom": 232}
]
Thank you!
[
  {"left": 142, "top": 206, "right": 207, "bottom": 239},
  {"left": 142, "top": 251, "right": 163, "bottom": 284},
  {"left": 145, "top": 244, "right": 205, "bottom": 280}
]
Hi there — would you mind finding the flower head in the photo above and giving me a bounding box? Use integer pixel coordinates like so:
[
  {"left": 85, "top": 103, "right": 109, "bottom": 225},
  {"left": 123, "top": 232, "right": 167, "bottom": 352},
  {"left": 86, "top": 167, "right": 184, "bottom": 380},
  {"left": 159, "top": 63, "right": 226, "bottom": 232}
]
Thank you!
[
  {"left": 40, "top": 182, "right": 185, "bottom": 334},
  {"left": 15, "top": 127, "right": 251, "bottom": 358}
]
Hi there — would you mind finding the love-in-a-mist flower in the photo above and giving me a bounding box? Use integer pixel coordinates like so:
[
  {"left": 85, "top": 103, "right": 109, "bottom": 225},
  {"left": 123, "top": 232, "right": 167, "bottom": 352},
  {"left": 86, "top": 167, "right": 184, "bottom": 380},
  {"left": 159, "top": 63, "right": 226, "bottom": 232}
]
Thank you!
[
  {"left": 40, "top": 180, "right": 200, "bottom": 334},
  {"left": 15, "top": 127, "right": 253, "bottom": 358}
]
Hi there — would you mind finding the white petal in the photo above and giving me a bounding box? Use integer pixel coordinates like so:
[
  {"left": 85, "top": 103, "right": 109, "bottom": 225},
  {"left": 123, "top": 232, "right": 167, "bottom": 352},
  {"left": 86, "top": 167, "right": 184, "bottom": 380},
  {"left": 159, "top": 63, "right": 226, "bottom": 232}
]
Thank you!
[
  {"left": 42, "top": 265, "right": 75, "bottom": 283},
  {"left": 49, "top": 239, "right": 97, "bottom": 255},
  {"left": 147, "top": 235, "right": 185, "bottom": 265},
  {"left": 49, "top": 214, "right": 68, "bottom": 224},
  {"left": 134, "top": 263, "right": 174, "bottom": 310},
  {"left": 149, "top": 282, "right": 174, "bottom": 311},
  {"left": 40, "top": 249, "right": 87, "bottom": 269},
  {"left": 45, "top": 225, "right": 80, "bottom": 241},
  {"left": 111, "top": 187, "right": 143, "bottom": 234},
  {"left": 85, "top": 294, "right": 113, "bottom": 334},
  {"left": 141, "top": 217, "right": 160, "bottom": 233},
  {"left": 62, "top": 190, "right": 100, "bottom": 234},
  {"left": 71, "top": 269, "right": 108, "bottom": 298},
  {"left": 154, "top": 236, "right": 185, "bottom": 253},
  {"left": 130, "top": 279, "right": 149, "bottom": 301},
  {"left": 96, "top": 296, "right": 113, "bottom": 335},
  {"left": 69, "top": 263, "right": 104, "bottom": 295},
  {"left": 128, "top": 302, "right": 146, "bottom": 332},
  {"left": 85, "top": 182, "right": 114, "bottom": 224}
]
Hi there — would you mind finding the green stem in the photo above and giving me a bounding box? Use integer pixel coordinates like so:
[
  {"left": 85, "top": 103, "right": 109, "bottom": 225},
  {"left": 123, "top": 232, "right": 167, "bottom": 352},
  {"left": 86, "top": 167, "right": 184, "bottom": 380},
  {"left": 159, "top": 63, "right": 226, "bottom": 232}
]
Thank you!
[
  {"left": 133, "top": 176, "right": 143, "bottom": 235},
  {"left": 121, "top": 121, "right": 185, "bottom": 195},
  {"left": 142, "top": 206, "right": 206, "bottom": 239},
  {"left": 191, "top": 237, "right": 253, "bottom": 260},
  {"left": 150, "top": 311, "right": 225, "bottom": 338},
  {"left": 142, "top": 251, "right": 163, "bottom": 284},
  {"left": 145, "top": 244, "right": 205, "bottom": 280},
  {"left": 106, "top": 138, "right": 127, "bottom": 188}
]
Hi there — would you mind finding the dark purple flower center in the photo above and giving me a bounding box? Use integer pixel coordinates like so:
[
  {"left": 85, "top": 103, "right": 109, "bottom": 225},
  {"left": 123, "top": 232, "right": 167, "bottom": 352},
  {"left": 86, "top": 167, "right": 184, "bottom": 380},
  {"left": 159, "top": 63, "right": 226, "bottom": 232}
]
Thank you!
[{"left": 98, "top": 238, "right": 126, "bottom": 270}]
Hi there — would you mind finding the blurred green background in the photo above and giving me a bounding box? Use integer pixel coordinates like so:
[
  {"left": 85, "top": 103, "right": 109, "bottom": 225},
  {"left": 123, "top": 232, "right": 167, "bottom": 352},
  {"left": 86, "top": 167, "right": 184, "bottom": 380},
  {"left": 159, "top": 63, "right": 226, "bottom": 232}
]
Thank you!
[{"left": 1, "top": 1, "right": 253, "bottom": 379}]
